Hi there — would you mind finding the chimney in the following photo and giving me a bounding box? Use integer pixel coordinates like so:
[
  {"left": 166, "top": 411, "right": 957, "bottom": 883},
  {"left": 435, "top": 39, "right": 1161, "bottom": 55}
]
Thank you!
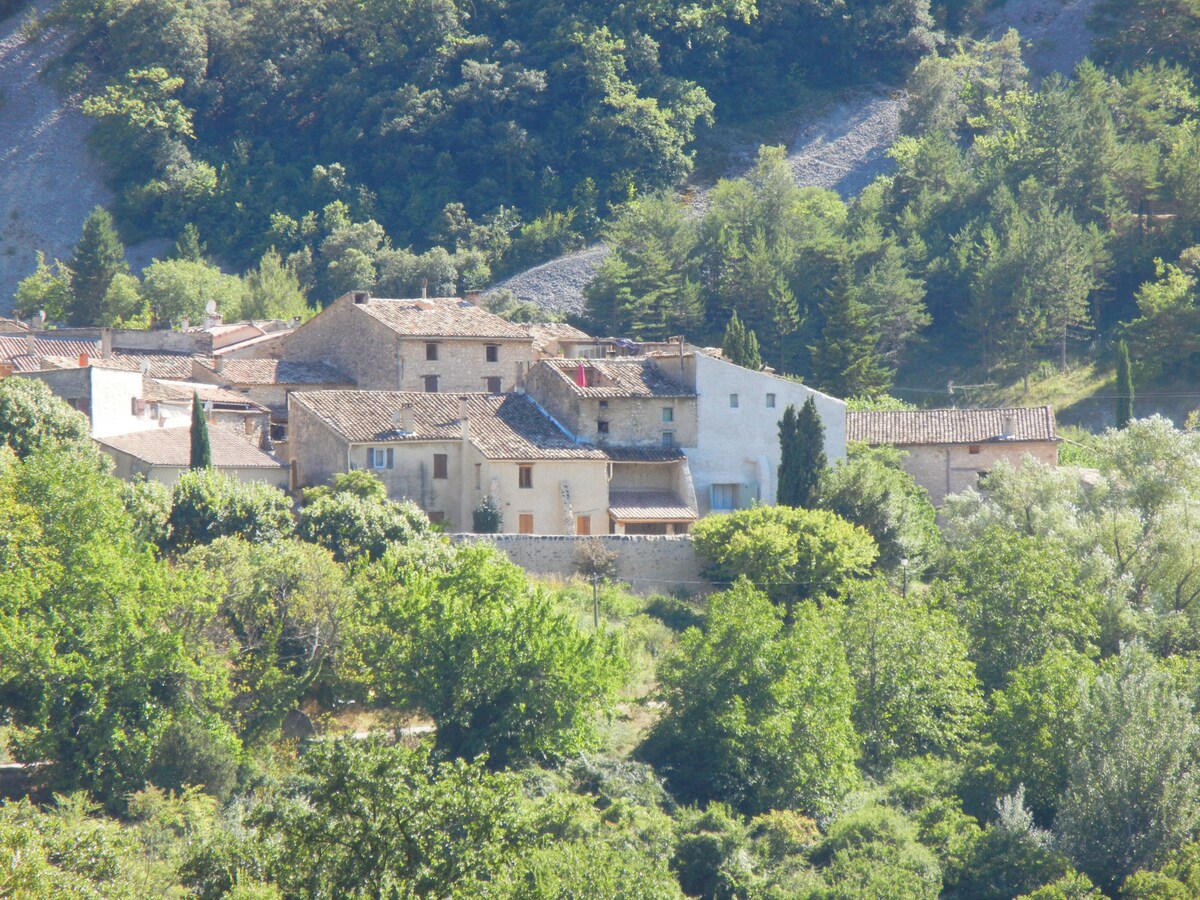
[
  {"left": 459, "top": 395, "right": 470, "bottom": 441},
  {"left": 401, "top": 403, "right": 414, "bottom": 433},
  {"left": 78, "top": 352, "right": 89, "bottom": 368},
  {"left": 421, "top": 279, "right": 428, "bottom": 300},
  {"left": 100, "top": 327, "right": 112, "bottom": 359},
  {"left": 181, "top": 318, "right": 190, "bottom": 331},
  {"left": 465, "top": 289, "right": 483, "bottom": 306},
  {"left": 351, "top": 290, "right": 369, "bottom": 305},
  {"left": 34, "top": 310, "right": 45, "bottom": 330},
  {"left": 1002, "top": 414, "right": 1015, "bottom": 439},
  {"left": 25, "top": 332, "right": 35, "bottom": 356},
  {"left": 214, "top": 355, "right": 225, "bottom": 374}
]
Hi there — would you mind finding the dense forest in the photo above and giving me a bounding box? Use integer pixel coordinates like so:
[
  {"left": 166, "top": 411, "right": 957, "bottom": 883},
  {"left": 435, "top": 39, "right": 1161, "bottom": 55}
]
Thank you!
[{"left": 9, "top": 348, "right": 1200, "bottom": 897}]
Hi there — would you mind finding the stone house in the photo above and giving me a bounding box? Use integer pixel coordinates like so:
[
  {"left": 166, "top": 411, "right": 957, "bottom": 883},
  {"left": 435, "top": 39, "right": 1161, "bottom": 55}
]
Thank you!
[
  {"left": 284, "top": 292, "right": 535, "bottom": 394},
  {"left": 288, "top": 390, "right": 698, "bottom": 535},
  {"left": 649, "top": 349, "right": 848, "bottom": 514},
  {"left": 97, "top": 426, "right": 289, "bottom": 489},
  {"left": 846, "top": 406, "right": 1059, "bottom": 505},
  {"left": 526, "top": 323, "right": 598, "bottom": 359},
  {"left": 24, "top": 361, "right": 270, "bottom": 444}
]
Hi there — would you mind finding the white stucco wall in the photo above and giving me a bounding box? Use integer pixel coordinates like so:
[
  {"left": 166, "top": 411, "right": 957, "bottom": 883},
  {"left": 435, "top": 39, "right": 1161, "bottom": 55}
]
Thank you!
[{"left": 677, "top": 353, "right": 847, "bottom": 514}]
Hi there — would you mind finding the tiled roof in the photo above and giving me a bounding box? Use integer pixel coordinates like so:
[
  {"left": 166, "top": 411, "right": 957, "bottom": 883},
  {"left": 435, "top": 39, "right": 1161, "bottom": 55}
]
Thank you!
[
  {"left": 105, "top": 353, "right": 197, "bottom": 379},
  {"left": 603, "top": 446, "right": 687, "bottom": 462},
  {"left": 526, "top": 322, "right": 593, "bottom": 351},
  {"left": 354, "top": 296, "right": 531, "bottom": 339},
  {"left": 608, "top": 490, "right": 697, "bottom": 522},
  {"left": 291, "top": 390, "right": 608, "bottom": 460},
  {"left": 0, "top": 317, "right": 29, "bottom": 333},
  {"left": 142, "top": 379, "right": 268, "bottom": 409},
  {"left": 846, "top": 406, "right": 1058, "bottom": 446},
  {"left": 0, "top": 335, "right": 101, "bottom": 371},
  {"left": 97, "top": 426, "right": 287, "bottom": 469},
  {"left": 539, "top": 358, "right": 695, "bottom": 398},
  {"left": 195, "top": 358, "right": 352, "bottom": 386}
]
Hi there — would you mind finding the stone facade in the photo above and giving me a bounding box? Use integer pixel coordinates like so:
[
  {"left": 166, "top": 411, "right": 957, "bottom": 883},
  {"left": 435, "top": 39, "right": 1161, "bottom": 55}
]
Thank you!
[
  {"left": 284, "top": 293, "right": 534, "bottom": 394},
  {"left": 451, "top": 533, "right": 711, "bottom": 596},
  {"left": 900, "top": 441, "right": 1059, "bottom": 506}
]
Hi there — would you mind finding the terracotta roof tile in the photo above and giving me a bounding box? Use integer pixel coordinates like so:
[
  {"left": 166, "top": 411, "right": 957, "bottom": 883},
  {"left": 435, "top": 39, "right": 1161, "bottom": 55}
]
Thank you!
[
  {"left": 291, "top": 390, "right": 608, "bottom": 460},
  {"left": 103, "top": 353, "right": 198, "bottom": 379},
  {"left": 538, "top": 358, "right": 695, "bottom": 398},
  {"left": 608, "top": 490, "right": 697, "bottom": 521},
  {"left": 97, "top": 426, "right": 287, "bottom": 469},
  {"left": 354, "top": 296, "right": 532, "bottom": 339},
  {"left": 526, "top": 322, "right": 593, "bottom": 352},
  {"left": 602, "top": 446, "right": 687, "bottom": 462},
  {"left": 846, "top": 406, "right": 1058, "bottom": 445},
  {"left": 195, "top": 358, "right": 353, "bottom": 386},
  {"left": 0, "top": 335, "right": 101, "bottom": 371},
  {"left": 142, "top": 379, "right": 268, "bottom": 409}
]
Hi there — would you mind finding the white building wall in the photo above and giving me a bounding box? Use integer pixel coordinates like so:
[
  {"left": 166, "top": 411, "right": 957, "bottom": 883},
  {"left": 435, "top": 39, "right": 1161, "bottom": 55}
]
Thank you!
[{"left": 681, "top": 352, "right": 847, "bottom": 515}]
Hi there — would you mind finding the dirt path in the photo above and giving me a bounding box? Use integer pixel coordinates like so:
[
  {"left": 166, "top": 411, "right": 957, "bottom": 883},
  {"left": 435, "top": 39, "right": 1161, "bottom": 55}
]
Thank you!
[{"left": 0, "top": 1, "right": 163, "bottom": 314}]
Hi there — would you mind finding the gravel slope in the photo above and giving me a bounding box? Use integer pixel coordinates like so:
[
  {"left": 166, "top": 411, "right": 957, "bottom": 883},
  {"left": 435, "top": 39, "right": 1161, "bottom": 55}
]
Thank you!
[
  {"left": 489, "top": 0, "right": 1098, "bottom": 319},
  {"left": 0, "top": 1, "right": 164, "bottom": 315}
]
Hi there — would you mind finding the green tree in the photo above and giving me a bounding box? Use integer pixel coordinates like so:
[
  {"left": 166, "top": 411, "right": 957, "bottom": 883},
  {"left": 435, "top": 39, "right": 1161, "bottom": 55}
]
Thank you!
[
  {"left": 240, "top": 249, "right": 312, "bottom": 322},
  {"left": 13, "top": 252, "right": 73, "bottom": 322},
  {"left": 721, "top": 310, "right": 762, "bottom": 369},
  {"left": 815, "top": 804, "right": 942, "bottom": 900},
  {"left": 778, "top": 397, "right": 826, "bottom": 508},
  {"left": 817, "top": 443, "right": 941, "bottom": 570},
  {"left": 67, "top": 207, "right": 129, "bottom": 326},
  {"left": 1117, "top": 339, "right": 1135, "bottom": 428},
  {"left": 841, "top": 578, "right": 983, "bottom": 772},
  {"left": 945, "top": 524, "right": 1100, "bottom": 691},
  {"left": 810, "top": 273, "right": 893, "bottom": 397},
  {"left": 352, "top": 545, "right": 626, "bottom": 767},
  {"left": 639, "top": 581, "right": 859, "bottom": 816},
  {"left": 189, "top": 393, "right": 212, "bottom": 470},
  {"left": 140, "top": 258, "right": 244, "bottom": 327},
  {"left": 1055, "top": 646, "right": 1200, "bottom": 891},
  {"left": 256, "top": 739, "right": 527, "bottom": 898},
  {"left": 166, "top": 469, "right": 294, "bottom": 551},
  {"left": 692, "top": 504, "right": 877, "bottom": 622},
  {"left": 297, "top": 472, "right": 432, "bottom": 562},
  {"left": 0, "top": 378, "right": 91, "bottom": 459}
]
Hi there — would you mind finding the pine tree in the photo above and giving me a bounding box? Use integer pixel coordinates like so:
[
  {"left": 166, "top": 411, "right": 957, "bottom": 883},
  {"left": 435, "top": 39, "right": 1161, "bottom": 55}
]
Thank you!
[
  {"left": 1116, "top": 339, "right": 1135, "bottom": 429},
  {"left": 68, "top": 207, "right": 129, "bottom": 326},
  {"left": 809, "top": 277, "right": 892, "bottom": 398},
  {"left": 722, "top": 311, "right": 763, "bottom": 370},
  {"left": 777, "top": 398, "right": 826, "bottom": 508},
  {"left": 190, "top": 392, "right": 213, "bottom": 470},
  {"left": 173, "top": 223, "right": 206, "bottom": 262}
]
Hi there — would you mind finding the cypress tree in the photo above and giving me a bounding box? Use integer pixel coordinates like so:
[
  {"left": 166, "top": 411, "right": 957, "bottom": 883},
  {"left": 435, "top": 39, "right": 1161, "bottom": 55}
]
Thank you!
[
  {"left": 190, "top": 392, "right": 213, "bottom": 470},
  {"left": 1116, "top": 340, "right": 1134, "bottom": 429},
  {"left": 722, "top": 311, "right": 763, "bottom": 370},
  {"left": 809, "top": 278, "right": 892, "bottom": 397},
  {"left": 777, "top": 398, "right": 826, "bottom": 507},
  {"left": 69, "top": 207, "right": 128, "bottom": 326}
]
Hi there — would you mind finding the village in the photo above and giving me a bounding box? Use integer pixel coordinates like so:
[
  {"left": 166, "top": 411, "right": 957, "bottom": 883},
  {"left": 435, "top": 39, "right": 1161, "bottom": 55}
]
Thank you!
[{"left": 0, "top": 290, "right": 1059, "bottom": 585}]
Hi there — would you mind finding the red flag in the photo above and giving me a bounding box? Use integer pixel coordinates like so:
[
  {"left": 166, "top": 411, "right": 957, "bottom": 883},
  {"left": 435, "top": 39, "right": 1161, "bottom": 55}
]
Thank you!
[{"left": 576, "top": 362, "right": 587, "bottom": 388}]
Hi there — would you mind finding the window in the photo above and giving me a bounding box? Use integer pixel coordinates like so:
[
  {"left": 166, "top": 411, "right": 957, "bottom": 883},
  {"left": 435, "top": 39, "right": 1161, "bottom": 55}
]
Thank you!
[
  {"left": 576, "top": 515, "right": 591, "bottom": 536},
  {"left": 428, "top": 511, "right": 445, "bottom": 524},
  {"left": 968, "top": 445, "right": 982, "bottom": 455},
  {"left": 474, "top": 463, "right": 482, "bottom": 490},
  {"left": 485, "top": 344, "right": 499, "bottom": 362},
  {"left": 597, "top": 420, "right": 609, "bottom": 434},
  {"left": 433, "top": 453, "right": 448, "bottom": 479},
  {"left": 519, "top": 465, "right": 533, "bottom": 488},
  {"left": 425, "top": 342, "right": 439, "bottom": 361},
  {"left": 485, "top": 376, "right": 502, "bottom": 394},
  {"left": 599, "top": 400, "right": 609, "bottom": 409},
  {"left": 519, "top": 513, "right": 534, "bottom": 534},
  {"left": 423, "top": 374, "right": 439, "bottom": 393},
  {"left": 662, "top": 407, "right": 674, "bottom": 423},
  {"left": 766, "top": 393, "right": 776, "bottom": 408},
  {"left": 662, "top": 431, "right": 675, "bottom": 447},
  {"left": 730, "top": 393, "right": 739, "bottom": 408},
  {"left": 711, "top": 483, "right": 738, "bottom": 510},
  {"left": 370, "top": 447, "right": 394, "bottom": 470}
]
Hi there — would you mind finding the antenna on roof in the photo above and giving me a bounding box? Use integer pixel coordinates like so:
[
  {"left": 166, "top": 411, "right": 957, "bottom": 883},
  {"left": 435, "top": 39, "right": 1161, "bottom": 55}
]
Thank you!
[{"left": 205, "top": 300, "right": 218, "bottom": 315}]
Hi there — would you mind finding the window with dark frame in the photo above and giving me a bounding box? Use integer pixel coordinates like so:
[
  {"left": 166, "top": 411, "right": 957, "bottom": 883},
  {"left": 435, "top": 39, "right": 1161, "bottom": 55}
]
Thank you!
[
  {"left": 519, "top": 464, "right": 533, "bottom": 488},
  {"left": 766, "top": 393, "right": 776, "bottom": 408},
  {"left": 426, "top": 342, "right": 439, "bottom": 361},
  {"left": 433, "top": 453, "right": 448, "bottom": 478},
  {"left": 662, "top": 407, "right": 674, "bottom": 423},
  {"left": 597, "top": 420, "right": 609, "bottom": 434},
  {"left": 423, "top": 374, "right": 439, "bottom": 392},
  {"left": 730, "top": 393, "right": 739, "bottom": 408},
  {"left": 486, "top": 344, "right": 499, "bottom": 362},
  {"left": 969, "top": 445, "right": 982, "bottom": 455},
  {"left": 662, "top": 431, "right": 674, "bottom": 447},
  {"left": 486, "top": 376, "right": 502, "bottom": 394}
]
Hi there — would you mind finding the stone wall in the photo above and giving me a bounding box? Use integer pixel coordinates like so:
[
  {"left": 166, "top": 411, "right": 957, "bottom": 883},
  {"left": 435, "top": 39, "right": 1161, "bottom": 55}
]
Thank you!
[{"left": 452, "top": 533, "right": 712, "bottom": 596}]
